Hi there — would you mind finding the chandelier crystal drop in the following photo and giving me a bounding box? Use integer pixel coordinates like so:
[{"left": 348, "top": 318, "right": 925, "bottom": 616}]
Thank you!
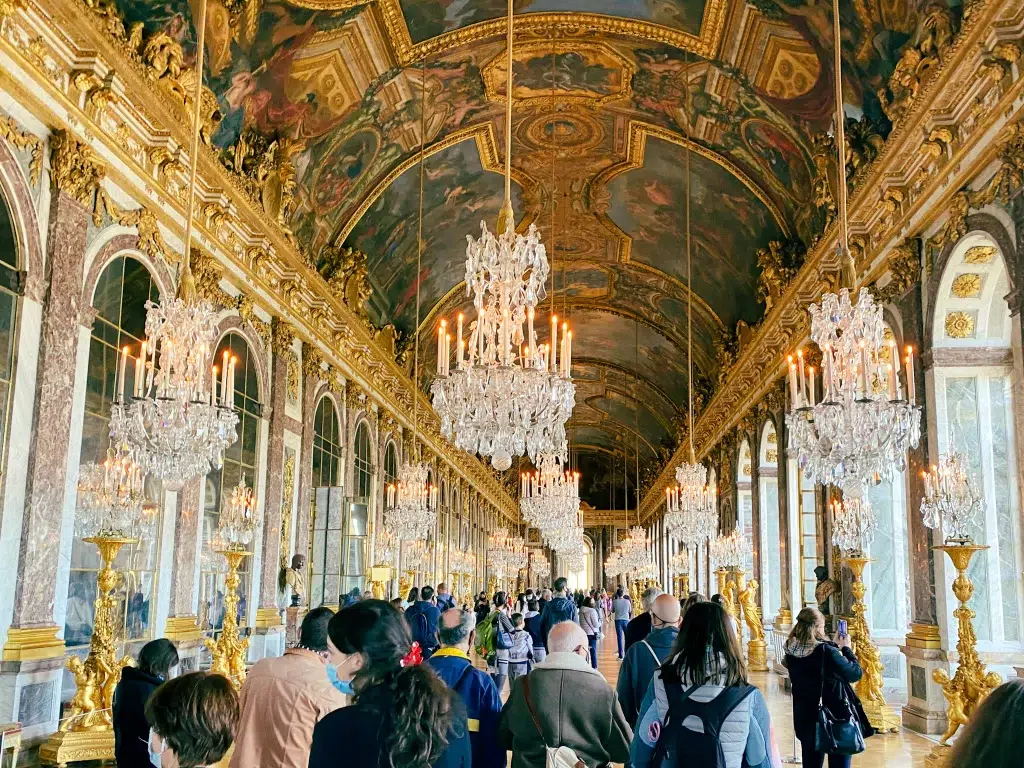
[
  {"left": 486, "top": 526, "right": 526, "bottom": 577},
  {"left": 212, "top": 476, "right": 257, "bottom": 552},
  {"left": 921, "top": 444, "right": 984, "bottom": 543},
  {"left": 669, "top": 547, "right": 690, "bottom": 575},
  {"left": 785, "top": 288, "right": 921, "bottom": 493},
  {"left": 606, "top": 526, "right": 655, "bottom": 577},
  {"left": 532, "top": 551, "right": 551, "bottom": 579},
  {"left": 830, "top": 492, "right": 878, "bottom": 552},
  {"left": 520, "top": 452, "right": 583, "bottom": 550},
  {"left": 385, "top": 460, "right": 438, "bottom": 543},
  {"left": 711, "top": 527, "right": 752, "bottom": 571},
  {"left": 76, "top": 440, "right": 149, "bottom": 539},
  {"left": 110, "top": 272, "right": 239, "bottom": 490},
  {"left": 403, "top": 539, "right": 433, "bottom": 572}
]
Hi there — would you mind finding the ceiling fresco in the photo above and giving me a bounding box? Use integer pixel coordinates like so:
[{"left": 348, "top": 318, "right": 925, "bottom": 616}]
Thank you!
[{"left": 108, "top": 0, "right": 956, "bottom": 493}]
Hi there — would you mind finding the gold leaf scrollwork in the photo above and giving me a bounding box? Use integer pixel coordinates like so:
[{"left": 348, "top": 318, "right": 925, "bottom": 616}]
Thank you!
[
  {"left": 190, "top": 249, "right": 233, "bottom": 308},
  {"left": 271, "top": 317, "right": 295, "bottom": 357},
  {"left": 0, "top": 113, "right": 42, "bottom": 187},
  {"left": 755, "top": 240, "right": 804, "bottom": 311},
  {"left": 302, "top": 342, "right": 323, "bottom": 381},
  {"left": 93, "top": 188, "right": 174, "bottom": 263},
  {"left": 869, "top": 238, "right": 921, "bottom": 303},
  {"left": 237, "top": 295, "right": 271, "bottom": 347},
  {"left": 50, "top": 130, "right": 105, "bottom": 207},
  {"left": 877, "top": 5, "right": 955, "bottom": 125},
  {"left": 945, "top": 311, "right": 975, "bottom": 338}
]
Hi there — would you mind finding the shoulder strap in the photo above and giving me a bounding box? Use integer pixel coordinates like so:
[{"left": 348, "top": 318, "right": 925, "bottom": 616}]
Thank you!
[
  {"left": 818, "top": 644, "right": 827, "bottom": 706},
  {"left": 672, "top": 685, "right": 755, "bottom": 740},
  {"left": 641, "top": 640, "right": 661, "bottom": 666},
  {"left": 521, "top": 675, "right": 548, "bottom": 749}
]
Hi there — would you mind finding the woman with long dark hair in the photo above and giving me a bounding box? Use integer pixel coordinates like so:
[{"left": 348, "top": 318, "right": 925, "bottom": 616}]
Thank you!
[
  {"left": 309, "top": 600, "right": 469, "bottom": 768},
  {"left": 783, "top": 607, "right": 872, "bottom": 768},
  {"left": 630, "top": 601, "right": 777, "bottom": 768},
  {"left": 948, "top": 678, "right": 1024, "bottom": 768},
  {"left": 114, "top": 638, "right": 179, "bottom": 767}
]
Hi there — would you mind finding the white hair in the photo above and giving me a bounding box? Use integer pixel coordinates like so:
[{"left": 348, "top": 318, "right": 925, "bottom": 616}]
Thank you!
[
  {"left": 642, "top": 587, "right": 664, "bottom": 611},
  {"left": 547, "top": 621, "right": 588, "bottom": 654}
]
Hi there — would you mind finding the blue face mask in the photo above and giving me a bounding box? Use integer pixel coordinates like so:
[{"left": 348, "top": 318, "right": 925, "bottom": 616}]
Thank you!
[
  {"left": 149, "top": 729, "right": 166, "bottom": 767},
  {"left": 326, "top": 662, "right": 355, "bottom": 696}
]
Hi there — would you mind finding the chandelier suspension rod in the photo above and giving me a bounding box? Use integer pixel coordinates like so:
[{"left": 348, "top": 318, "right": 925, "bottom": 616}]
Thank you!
[
  {"left": 500, "top": 0, "right": 514, "bottom": 230},
  {"left": 181, "top": 0, "right": 209, "bottom": 282},
  {"left": 685, "top": 127, "right": 694, "bottom": 463},
  {"left": 635, "top": 317, "right": 640, "bottom": 526},
  {"left": 831, "top": 0, "right": 853, "bottom": 284},
  {"left": 413, "top": 56, "right": 426, "bottom": 450}
]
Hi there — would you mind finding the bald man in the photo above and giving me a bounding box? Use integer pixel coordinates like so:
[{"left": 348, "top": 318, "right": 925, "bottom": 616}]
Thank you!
[
  {"left": 498, "top": 622, "right": 631, "bottom": 768},
  {"left": 616, "top": 593, "right": 681, "bottom": 727}
]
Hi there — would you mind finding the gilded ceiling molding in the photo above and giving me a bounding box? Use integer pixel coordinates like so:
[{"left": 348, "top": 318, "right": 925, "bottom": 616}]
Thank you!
[
  {"left": 0, "top": 0, "right": 521, "bottom": 519},
  {"left": 50, "top": 129, "right": 104, "bottom": 206},
  {"left": 570, "top": 356, "right": 681, "bottom": 415},
  {"left": 592, "top": 121, "right": 791, "bottom": 261},
  {"left": 370, "top": 2, "right": 727, "bottom": 66},
  {"left": 334, "top": 122, "right": 538, "bottom": 245},
  {"left": 637, "top": 0, "right": 1024, "bottom": 524}
]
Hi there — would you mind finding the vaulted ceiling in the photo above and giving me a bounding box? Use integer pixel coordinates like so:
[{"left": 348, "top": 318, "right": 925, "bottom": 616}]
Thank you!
[{"left": 114, "top": 0, "right": 928, "bottom": 496}]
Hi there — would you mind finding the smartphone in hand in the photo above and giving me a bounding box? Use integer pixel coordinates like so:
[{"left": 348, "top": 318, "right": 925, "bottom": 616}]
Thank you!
[{"left": 838, "top": 619, "right": 848, "bottom": 636}]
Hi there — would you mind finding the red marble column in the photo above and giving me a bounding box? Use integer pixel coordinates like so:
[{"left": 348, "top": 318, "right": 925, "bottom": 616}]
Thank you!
[
  {"left": 164, "top": 478, "right": 204, "bottom": 642},
  {"left": 9, "top": 136, "right": 100, "bottom": 644}
]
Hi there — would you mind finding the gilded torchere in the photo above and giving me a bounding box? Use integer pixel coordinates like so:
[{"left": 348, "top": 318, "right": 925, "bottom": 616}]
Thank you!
[
  {"left": 206, "top": 548, "right": 252, "bottom": 690},
  {"left": 842, "top": 554, "right": 901, "bottom": 732},
  {"left": 40, "top": 536, "right": 136, "bottom": 766},
  {"left": 926, "top": 544, "right": 1001, "bottom": 767}
]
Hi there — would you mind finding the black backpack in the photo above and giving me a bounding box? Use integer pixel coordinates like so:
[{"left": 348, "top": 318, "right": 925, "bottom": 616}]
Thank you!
[{"left": 651, "top": 682, "right": 755, "bottom": 768}]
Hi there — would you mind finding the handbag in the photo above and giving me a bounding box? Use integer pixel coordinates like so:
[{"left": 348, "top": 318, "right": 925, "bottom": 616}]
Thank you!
[
  {"left": 522, "top": 677, "right": 587, "bottom": 768},
  {"left": 495, "top": 614, "right": 514, "bottom": 650},
  {"left": 813, "top": 646, "right": 865, "bottom": 756}
]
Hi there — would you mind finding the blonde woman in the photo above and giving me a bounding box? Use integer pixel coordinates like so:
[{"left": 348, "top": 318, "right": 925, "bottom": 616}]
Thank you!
[{"left": 782, "top": 607, "right": 872, "bottom": 768}]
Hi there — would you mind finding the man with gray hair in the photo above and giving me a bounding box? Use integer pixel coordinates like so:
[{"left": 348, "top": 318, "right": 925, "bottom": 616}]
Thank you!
[
  {"left": 624, "top": 585, "right": 664, "bottom": 654},
  {"left": 499, "top": 622, "right": 631, "bottom": 767},
  {"left": 427, "top": 608, "right": 505, "bottom": 768}
]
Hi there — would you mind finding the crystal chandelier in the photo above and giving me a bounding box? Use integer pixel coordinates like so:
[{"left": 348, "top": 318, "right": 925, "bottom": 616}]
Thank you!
[
  {"left": 212, "top": 476, "right": 257, "bottom": 552},
  {"left": 430, "top": 0, "right": 575, "bottom": 471},
  {"left": 385, "top": 459, "right": 438, "bottom": 542},
  {"left": 487, "top": 527, "right": 512, "bottom": 577},
  {"left": 921, "top": 443, "right": 984, "bottom": 543},
  {"left": 666, "top": 140, "right": 717, "bottom": 544},
  {"left": 403, "top": 539, "right": 433, "bottom": 572},
  {"left": 375, "top": 526, "right": 397, "bottom": 567},
  {"left": 532, "top": 551, "right": 551, "bottom": 579},
  {"left": 669, "top": 546, "right": 690, "bottom": 575},
  {"left": 785, "top": 289, "right": 921, "bottom": 491},
  {"left": 76, "top": 440, "right": 149, "bottom": 539},
  {"left": 830, "top": 492, "right": 878, "bottom": 552},
  {"left": 711, "top": 527, "right": 752, "bottom": 571},
  {"left": 520, "top": 452, "right": 583, "bottom": 550}
]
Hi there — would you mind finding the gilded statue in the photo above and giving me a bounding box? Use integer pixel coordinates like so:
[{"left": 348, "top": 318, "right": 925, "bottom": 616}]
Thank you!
[
  {"left": 279, "top": 554, "right": 306, "bottom": 608},
  {"left": 738, "top": 578, "right": 765, "bottom": 642},
  {"left": 62, "top": 657, "right": 102, "bottom": 731},
  {"left": 843, "top": 116, "right": 886, "bottom": 175},
  {"left": 756, "top": 241, "right": 802, "bottom": 311},
  {"left": 374, "top": 324, "right": 401, "bottom": 360},
  {"left": 878, "top": 5, "right": 955, "bottom": 124},
  {"left": 721, "top": 579, "right": 738, "bottom": 619},
  {"left": 142, "top": 32, "right": 184, "bottom": 85},
  {"left": 176, "top": 69, "right": 223, "bottom": 144}
]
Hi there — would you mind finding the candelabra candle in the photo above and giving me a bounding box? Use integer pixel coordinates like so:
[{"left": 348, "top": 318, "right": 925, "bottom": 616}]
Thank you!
[{"left": 921, "top": 445, "right": 983, "bottom": 542}]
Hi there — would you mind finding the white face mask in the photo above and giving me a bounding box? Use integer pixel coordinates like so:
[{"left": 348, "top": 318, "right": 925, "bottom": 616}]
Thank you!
[{"left": 149, "top": 730, "right": 166, "bottom": 767}]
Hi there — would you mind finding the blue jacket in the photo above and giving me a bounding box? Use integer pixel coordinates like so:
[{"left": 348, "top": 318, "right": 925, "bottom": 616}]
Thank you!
[
  {"left": 428, "top": 649, "right": 506, "bottom": 768},
  {"left": 616, "top": 625, "right": 678, "bottom": 727},
  {"left": 405, "top": 601, "right": 442, "bottom": 652},
  {"left": 540, "top": 596, "right": 579, "bottom": 649}
]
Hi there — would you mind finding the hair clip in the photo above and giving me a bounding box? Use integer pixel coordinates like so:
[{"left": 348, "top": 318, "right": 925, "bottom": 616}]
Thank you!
[{"left": 401, "top": 642, "right": 423, "bottom": 667}]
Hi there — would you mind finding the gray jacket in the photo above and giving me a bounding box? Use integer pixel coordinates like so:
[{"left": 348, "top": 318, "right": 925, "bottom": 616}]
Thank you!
[
  {"left": 498, "top": 651, "right": 632, "bottom": 768},
  {"left": 616, "top": 625, "right": 678, "bottom": 727}
]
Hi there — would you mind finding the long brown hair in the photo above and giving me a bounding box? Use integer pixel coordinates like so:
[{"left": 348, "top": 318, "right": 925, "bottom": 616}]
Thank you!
[
  {"left": 787, "top": 607, "right": 828, "bottom": 646},
  {"left": 328, "top": 601, "right": 458, "bottom": 768},
  {"left": 663, "top": 601, "right": 747, "bottom": 687},
  {"left": 948, "top": 678, "right": 1024, "bottom": 768}
]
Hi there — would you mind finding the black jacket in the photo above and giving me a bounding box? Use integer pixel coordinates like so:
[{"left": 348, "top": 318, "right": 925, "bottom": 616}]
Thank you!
[
  {"left": 309, "top": 685, "right": 471, "bottom": 768},
  {"left": 113, "top": 666, "right": 163, "bottom": 767},
  {"left": 623, "top": 612, "right": 652, "bottom": 654},
  {"left": 784, "top": 642, "right": 874, "bottom": 744}
]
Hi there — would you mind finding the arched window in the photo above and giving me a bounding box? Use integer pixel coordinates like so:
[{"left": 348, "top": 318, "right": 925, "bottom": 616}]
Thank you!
[
  {"left": 66, "top": 255, "right": 161, "bottom": 651},
  {"left": 737, "top": 439, "right": 753, "bottom": 541},
  {"left": 311, "top": 396, "right": 342, "bottom": 487},
  {"left": 384, "top": 441, "right": 398, "bottom": 488},
  {"left": 758, "top": 421, "right": 782, "bottom": 624},
  {"left": 930, "top": 234, "right": 1020, "bottom": 645},
  {"left": 343, "top": 421, "right": 372, "bottom": 595},
  {"left": 0, "top": 192, "right": 20, "bottom": 479},
  {"left": 200, "top": 332, "right": 262, "bottom": 636}
]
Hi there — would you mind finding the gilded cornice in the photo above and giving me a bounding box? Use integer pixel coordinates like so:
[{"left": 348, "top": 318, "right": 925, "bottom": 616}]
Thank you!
[
  {"left": 637, "top": 0, "right": 1024, "bottom": 523},
  {"left": 0, "top": 0, "right": 519, "bottom": 521}
]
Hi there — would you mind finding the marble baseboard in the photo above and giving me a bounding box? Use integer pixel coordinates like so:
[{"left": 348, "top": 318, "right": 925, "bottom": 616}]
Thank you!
[{"left": 902, "top": 702, "right": 947, "bottom": 735}]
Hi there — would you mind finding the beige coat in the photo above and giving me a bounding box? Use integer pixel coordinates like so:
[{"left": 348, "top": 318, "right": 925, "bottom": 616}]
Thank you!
[
  {"left": 498, "top": 651, "right": 633, "bottom": 768},
  {"left": 230, "top": 648, "right": 347, "bottom": 768}
]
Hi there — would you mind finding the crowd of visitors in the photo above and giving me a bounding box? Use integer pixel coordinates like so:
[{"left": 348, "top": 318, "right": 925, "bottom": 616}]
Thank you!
[{"left": 110, "top": 578, "right": 1024, "bottom": 768}]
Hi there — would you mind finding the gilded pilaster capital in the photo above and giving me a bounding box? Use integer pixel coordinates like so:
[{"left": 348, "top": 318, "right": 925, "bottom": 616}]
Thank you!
[
  {"left": 302, "top": 342, "right": 323, "bottom": 380},
  {"left": 50, "top": 129, "right": 104, "bottom": 206},
  {"left": 270, "top": 317, "right": 295, "bottom": 356}
]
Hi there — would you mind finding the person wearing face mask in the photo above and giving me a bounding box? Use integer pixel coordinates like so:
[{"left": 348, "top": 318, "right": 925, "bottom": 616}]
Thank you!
[
  {"left": 616, "top": 594, "right": 681, "bottom": 728},
  {"left": 114, "top": 638, "right": 179, "bottom": 768},
  {"left": 230, "top": 607, "right": 344, "bottom": 768},
  {"left": 309, "top": 600, "right": 471, "bottom": 768},
  {"left": 145, "top": 671, "right": 239, "bottom": 768}
]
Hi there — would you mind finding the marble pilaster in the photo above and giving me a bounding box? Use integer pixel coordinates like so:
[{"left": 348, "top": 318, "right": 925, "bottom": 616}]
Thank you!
[
  {"left": 163, "top": 479, "right": 205, "bottom": 669},
  {"left": 294, "top": 344, "right": 323, "bottom": 569},
  {"left": 253, "top": 320, "right": 292, "bottom": 644}
]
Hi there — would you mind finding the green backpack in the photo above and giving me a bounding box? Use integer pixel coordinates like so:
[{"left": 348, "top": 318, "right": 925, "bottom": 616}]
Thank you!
[{"left": 474, "top": 610, "right": 498, "bottom": 659}]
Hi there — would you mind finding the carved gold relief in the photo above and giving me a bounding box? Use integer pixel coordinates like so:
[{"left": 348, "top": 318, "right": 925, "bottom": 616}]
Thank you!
[
  {"left": 878, "top": 5, "right": 955, "bottom": 124},
  {"left": 93, "top": 189, "right": 173, "bottom": 263},
  {"left": 945, "top": 311, "right": 975, "bottom": 338},
  {"left": 963, "top": 245, "right": 996, "bottom": 264},
  {"left": 50, "top": 130, "right": 104, "bottom": 206},
  {"left": 271, "top": 317, "right": 295, "bottom": 356},
  {"left": 870, "top": 239, "right": 920, "bottom": 303},
  {"left": 0, "top": 113, "right": 42, "bottom": 186},
  {"left": 237, "top": 295, "right": 271, "bottom": 347},
  {"left": 950, "top": 273, "right": 982, "bottom": 298},
  {"left": 286, "top": 354, "right": 300, "bottom": 402}
]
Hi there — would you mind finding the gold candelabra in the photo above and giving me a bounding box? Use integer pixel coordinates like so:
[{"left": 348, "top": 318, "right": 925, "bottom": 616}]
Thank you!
[
  {"left": 926, "top": 544, "right": 1001, "bottom": 766},
  {"left": 842, "top": 554, "right": 901, "bottom": 732},
  {"left": 680, "top": 572, "right": 690, "bottom": 596},
  {"left": 463, "top": 572, "right": 472, "bottom": 605},
  {"left": 205, "top": 549, "right": 251, "bottom": 690},
  {"left": 41, "top": 536, "right": 136, "bottom": 766}
]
